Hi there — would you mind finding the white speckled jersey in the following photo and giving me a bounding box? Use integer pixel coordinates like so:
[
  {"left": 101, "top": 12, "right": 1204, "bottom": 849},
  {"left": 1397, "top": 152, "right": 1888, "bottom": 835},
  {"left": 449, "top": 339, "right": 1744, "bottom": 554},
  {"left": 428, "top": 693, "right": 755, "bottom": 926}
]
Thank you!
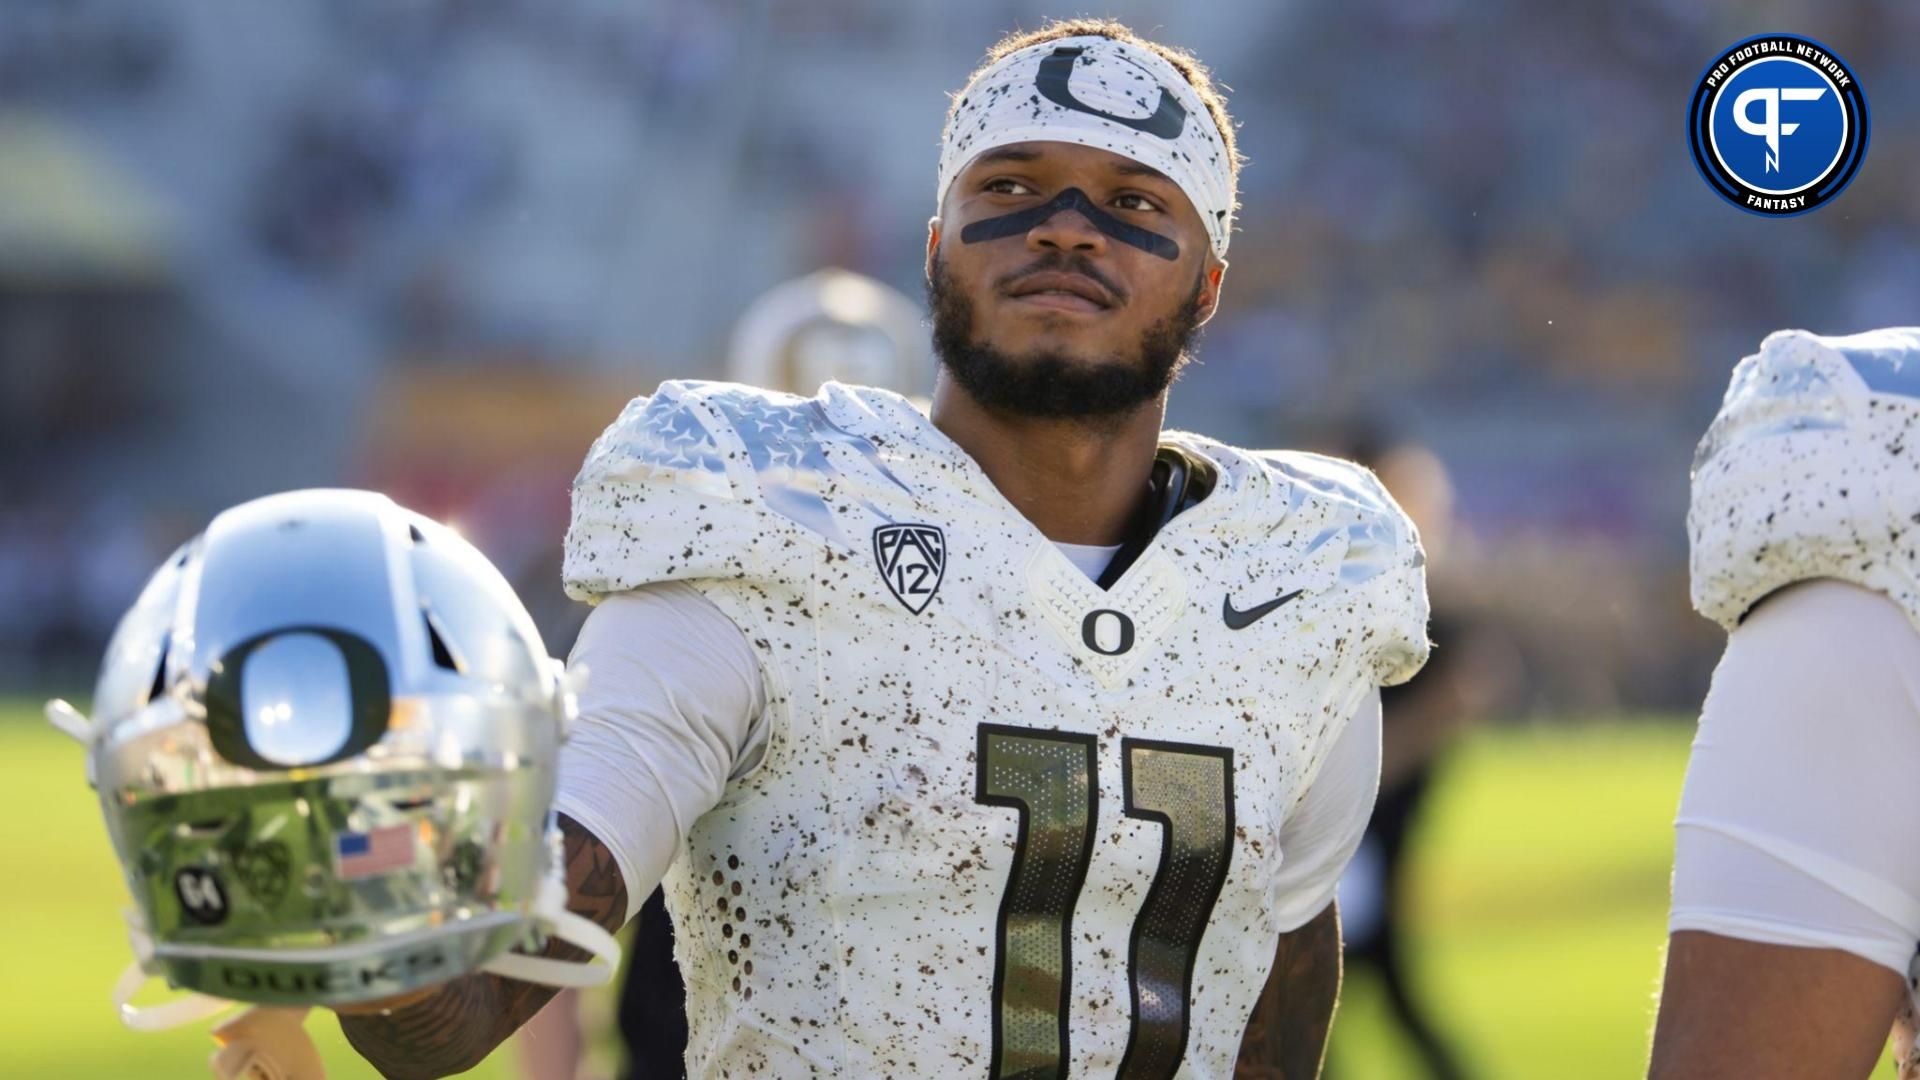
[
  {"left": 564, "top": 379, "right": 1428, "bottom": 1078},
  {"left": 1691, "top": 328, "right": 1920, "bottom": 636}
]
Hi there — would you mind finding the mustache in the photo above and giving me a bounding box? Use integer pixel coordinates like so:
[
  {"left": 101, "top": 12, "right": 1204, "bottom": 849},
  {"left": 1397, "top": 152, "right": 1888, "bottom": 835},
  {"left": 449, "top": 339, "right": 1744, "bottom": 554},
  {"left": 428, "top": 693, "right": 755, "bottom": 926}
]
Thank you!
[{"left": 993, "top": 253, "right": 1128, "bottom": 306}]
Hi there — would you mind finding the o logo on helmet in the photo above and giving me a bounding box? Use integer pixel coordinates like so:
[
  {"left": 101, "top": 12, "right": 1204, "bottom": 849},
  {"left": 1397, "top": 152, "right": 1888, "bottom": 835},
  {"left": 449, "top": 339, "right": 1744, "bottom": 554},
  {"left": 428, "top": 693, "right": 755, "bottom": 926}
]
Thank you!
[{"left": 203, "top": 627, "right": 392, "bottom": 771}]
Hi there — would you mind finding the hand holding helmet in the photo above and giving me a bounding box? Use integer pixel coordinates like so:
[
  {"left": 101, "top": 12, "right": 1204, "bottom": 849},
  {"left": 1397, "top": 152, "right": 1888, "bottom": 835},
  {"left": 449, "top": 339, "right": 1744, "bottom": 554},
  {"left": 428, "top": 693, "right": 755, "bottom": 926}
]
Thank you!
[{"left": 208, "top": 1007, "right": 324, "bottom": 1080}]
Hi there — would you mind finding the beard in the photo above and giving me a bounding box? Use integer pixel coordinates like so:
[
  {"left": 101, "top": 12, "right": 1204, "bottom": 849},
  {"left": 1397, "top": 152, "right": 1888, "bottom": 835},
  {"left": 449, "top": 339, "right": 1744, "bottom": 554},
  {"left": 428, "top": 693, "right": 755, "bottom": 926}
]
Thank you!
[{"left": 927, "top": 251, "right": 1205, "bottom": 421}]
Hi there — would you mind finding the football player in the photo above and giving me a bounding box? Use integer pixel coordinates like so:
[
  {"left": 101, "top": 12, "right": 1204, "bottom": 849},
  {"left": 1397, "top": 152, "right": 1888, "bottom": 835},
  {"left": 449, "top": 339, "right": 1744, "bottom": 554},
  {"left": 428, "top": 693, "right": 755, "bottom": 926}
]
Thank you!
[
  {"left": 1650, "top": 328, "right": 1920, "bottom": 1079},
  {"left": 725, "top": 267, "right": 933, "bottom": 398},
  {"left": 338, "top": 18, "right": 1429, "bottom": 1079}
]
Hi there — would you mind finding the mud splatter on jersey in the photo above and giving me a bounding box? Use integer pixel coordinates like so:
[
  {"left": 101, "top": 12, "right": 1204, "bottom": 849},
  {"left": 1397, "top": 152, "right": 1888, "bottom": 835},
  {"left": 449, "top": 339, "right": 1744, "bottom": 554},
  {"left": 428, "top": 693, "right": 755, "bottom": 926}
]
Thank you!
[
  {"left": 565, "top": 380, "right": 1429, "bottom": 1078},
  {"left": 1691, "top": 328, "right": 1920, "bottom": 636}
]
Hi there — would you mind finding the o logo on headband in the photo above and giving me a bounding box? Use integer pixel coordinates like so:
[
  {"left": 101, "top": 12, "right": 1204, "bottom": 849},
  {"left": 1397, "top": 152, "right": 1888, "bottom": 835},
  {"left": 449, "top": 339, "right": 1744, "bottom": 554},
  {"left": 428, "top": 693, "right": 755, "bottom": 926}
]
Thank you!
[{"left": 1036, "top": 46, "right": 1187, "bottom": 140}]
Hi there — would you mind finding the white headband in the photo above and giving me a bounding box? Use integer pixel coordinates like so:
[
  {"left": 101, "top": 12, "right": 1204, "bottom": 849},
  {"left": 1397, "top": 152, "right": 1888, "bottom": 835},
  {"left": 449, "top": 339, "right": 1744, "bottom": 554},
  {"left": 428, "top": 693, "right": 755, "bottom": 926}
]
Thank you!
[{"left": 936, "top": 35, "right": 1236, "bottom": 261}]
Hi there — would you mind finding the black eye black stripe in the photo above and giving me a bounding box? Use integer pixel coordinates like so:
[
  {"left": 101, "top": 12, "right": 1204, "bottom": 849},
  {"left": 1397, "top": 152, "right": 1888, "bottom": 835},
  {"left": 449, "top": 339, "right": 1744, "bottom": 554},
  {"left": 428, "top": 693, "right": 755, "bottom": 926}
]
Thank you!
[{"left": 959, "top": 186, "right": 1180, "bottom": 261}]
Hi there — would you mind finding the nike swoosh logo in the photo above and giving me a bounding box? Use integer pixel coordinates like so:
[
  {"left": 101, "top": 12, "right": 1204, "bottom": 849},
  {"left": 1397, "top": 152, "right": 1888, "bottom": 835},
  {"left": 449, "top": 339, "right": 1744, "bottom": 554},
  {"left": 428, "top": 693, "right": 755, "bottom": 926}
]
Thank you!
[{"left": 1222, "top": 589, "right": 1306, "bottom": 630}]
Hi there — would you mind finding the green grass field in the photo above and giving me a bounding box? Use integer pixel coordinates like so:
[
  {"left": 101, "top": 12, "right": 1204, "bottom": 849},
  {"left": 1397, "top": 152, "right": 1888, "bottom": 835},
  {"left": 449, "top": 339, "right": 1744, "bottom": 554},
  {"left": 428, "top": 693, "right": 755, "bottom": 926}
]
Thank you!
[
  {"left": 0, "top": 703, "right": 1853, "bottom": 1079},
  {"left": 1325, "top": 722, "right": 1688, "bottom": 1079}
]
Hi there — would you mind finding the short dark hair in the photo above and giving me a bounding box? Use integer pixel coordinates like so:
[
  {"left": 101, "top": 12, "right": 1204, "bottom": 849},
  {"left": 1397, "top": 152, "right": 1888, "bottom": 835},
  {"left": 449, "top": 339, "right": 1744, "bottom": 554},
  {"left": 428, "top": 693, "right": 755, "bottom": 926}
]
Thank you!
[{"left": 952, "top": 18, "right": 1244, "bottom": 192}]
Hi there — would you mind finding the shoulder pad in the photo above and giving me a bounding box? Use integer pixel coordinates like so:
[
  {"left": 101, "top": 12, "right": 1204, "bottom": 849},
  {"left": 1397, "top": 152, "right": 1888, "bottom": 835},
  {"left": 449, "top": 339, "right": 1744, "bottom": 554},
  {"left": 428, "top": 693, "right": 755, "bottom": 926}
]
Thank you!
[
  {"left": 1183, "top": 436, "right": 1431, "bottom": 686},
  {"left": 1690, "top": 328, "right": 1920, "bottom": 632},
  {"left": 564, "top": 380, "right": 855, "bottom": 601}
]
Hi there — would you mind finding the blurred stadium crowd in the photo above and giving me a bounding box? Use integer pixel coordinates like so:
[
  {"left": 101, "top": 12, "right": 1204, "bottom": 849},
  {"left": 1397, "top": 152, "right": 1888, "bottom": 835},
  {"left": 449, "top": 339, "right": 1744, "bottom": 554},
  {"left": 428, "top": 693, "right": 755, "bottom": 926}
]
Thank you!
[{"left": 4, "top": 0, "right": 1918, "bottom": 715}]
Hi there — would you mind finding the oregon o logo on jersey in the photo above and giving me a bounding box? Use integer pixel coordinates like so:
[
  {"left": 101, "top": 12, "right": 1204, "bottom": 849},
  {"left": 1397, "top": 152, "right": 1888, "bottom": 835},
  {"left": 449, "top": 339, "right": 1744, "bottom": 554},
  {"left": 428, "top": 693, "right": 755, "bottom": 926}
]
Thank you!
[{"left": 1688, "top": 34, "right": 1868, "bottom": 216}]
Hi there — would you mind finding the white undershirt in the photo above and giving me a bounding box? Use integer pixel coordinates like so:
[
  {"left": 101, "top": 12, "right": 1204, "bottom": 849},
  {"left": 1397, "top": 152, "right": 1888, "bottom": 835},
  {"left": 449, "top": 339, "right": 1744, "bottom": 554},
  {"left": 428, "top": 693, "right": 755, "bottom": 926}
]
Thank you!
[
  {"left": 1052, "top": 540, "right": 1124, "bottom": 582},
  {"left": 555, "top": 564, "right": 1383, "bottom": 928},
  {"left": 1670, "top": 579, "right": 1920, "bottom": 976}
]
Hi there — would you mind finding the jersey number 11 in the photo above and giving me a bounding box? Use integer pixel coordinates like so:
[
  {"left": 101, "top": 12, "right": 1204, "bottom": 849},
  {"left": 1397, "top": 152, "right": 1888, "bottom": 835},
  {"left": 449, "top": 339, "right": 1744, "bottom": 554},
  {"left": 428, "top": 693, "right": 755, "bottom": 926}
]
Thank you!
[{"left": 975, "top": 724, "right": 1236, "bottom": 1080}]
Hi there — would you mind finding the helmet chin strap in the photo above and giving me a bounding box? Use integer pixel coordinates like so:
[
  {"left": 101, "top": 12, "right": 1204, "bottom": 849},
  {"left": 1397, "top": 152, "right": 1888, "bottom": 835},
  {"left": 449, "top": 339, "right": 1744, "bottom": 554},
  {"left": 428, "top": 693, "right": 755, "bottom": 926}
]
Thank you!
[
  {"left": 45, "top": 698, "right": 91, "bottom": 743},
  {"left": 479, "top": 875, "right": 622, "bottom": 987},
  {"left": 113, "top": 961, "right": 236, "bottom": 1031},
  {"left": 114, "top": 909, "right": 236, "bottom": 1031}
]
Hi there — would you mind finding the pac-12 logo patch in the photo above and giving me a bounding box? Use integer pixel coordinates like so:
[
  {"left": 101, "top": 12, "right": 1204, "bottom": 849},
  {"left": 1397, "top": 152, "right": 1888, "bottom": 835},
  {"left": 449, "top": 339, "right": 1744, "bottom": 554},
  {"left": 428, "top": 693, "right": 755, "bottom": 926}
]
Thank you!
[
  {"left": 873, "top": 523, "right": 945, "bottom": 614},
  {"left": 1688, "top": 34, "right": 1868, "bottom": 216}
]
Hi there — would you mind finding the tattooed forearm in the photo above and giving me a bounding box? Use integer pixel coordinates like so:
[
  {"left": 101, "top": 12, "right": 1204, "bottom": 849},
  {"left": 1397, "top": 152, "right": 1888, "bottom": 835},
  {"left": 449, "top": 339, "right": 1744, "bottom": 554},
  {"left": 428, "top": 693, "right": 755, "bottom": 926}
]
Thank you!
[
  {"left": 337, "top": 970, "right": 507, "bottom": 1080},
  {"left": 1234, "top": 900, "right": 1342, "bottom": 1079},
  {"left": 337, "top": 814, "right": 630, "bottom": 1080}
]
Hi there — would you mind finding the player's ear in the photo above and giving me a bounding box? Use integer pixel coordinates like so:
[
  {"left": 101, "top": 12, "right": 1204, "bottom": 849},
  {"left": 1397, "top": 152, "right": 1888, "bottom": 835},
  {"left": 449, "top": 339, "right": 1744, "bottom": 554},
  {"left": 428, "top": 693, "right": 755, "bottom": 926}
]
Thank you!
[
  {"left": 925, "top": 218, "right": 942, "bottom": 282},
  {"left": 1195, "top": 258, "right": 1228, "bottom": 326}
]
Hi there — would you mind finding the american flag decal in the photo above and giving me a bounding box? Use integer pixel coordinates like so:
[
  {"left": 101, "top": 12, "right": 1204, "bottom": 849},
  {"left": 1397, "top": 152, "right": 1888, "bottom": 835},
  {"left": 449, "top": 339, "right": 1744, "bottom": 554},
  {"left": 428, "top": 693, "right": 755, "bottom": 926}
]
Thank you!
[{"left": 336, "top": 824, "right": 415, "bottom": 880}]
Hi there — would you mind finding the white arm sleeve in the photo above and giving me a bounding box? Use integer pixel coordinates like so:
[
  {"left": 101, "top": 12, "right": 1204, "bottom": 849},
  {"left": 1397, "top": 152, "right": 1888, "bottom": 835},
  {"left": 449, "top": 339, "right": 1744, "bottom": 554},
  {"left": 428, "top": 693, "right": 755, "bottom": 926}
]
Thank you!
[
  {"left": 1670, "top": 579, "right": 1920, "bottom": 977},
  {"left": 1269, "top": 690, "right": 1383, "bottom": 932},
  {"left": 552, "top": 581, "right": 768, "bottom": 924}
]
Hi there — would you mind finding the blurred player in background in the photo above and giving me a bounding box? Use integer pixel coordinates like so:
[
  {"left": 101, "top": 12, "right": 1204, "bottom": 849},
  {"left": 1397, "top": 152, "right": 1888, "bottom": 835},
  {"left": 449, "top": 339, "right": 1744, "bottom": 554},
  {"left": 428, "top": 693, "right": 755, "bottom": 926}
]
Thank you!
[
  {"left": 517, "top": 267, "right": 931, "bottom": 1080},
  {"left": 338, "top": 18, "right": 1430, "bottom": 1078},
  {"left": 725, "top": 268, "right": 933, "bottom": 401},
  {"left": 1330, "top": 439, "right": 1490, "bottom": 1080},
  {"left": 1650, "top": 328, "right": 1920, "bottom": 1079}
]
